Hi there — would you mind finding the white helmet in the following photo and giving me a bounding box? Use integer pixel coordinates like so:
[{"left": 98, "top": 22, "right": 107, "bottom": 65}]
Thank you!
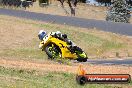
[{"left": 38, "top": 30, "right": 47, "bottom": 40}]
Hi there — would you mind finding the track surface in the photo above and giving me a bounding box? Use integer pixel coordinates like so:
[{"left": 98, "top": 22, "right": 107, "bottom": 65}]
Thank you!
[
  {"left": 0, "top": 8, "right": 132, "bottom": 36},
  {"left": 85, "top": 58, "right": 132, "bottom": 65}
]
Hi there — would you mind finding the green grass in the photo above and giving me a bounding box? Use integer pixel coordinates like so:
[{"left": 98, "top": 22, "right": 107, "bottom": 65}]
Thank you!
[
  {"left": 0, "top": 48, "right": 46, "bottom": 59},
  {"left": 0, "top": 66, "right": 130, "bottom": 88},
  {"left": 0, "top": 47, "right": 72, "bottom": 65}
]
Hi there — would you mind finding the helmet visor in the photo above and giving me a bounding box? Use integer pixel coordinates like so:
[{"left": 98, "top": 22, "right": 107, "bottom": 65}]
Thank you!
[{"left": 38, "top": 32, "right": 46, "bottom": 40}]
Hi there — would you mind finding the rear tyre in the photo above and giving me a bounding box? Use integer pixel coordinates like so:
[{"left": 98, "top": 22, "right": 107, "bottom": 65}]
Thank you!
[
  {"left": 74, "top": 47, "right": 87, "bottom": 62},
  {"left": 77, "top": 57, "right": 87, "bottom": 62}
]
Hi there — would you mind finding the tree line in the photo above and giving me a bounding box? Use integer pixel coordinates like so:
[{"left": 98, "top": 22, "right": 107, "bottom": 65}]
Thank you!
[
  {"left": 0, "top": 0, "right": 36, "bottom": 9},
  {"left": 95, "top": 0, "right": 132, "bottom": 6}
]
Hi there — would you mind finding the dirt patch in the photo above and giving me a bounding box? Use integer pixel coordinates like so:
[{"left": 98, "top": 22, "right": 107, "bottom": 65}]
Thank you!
[
  {"left": 26, "top": 1, "right": 107, "bottom": 21},
  {"left": 0, "top": 16, "right": 39, "bottom": 49},
  {"left": 0, "top": 57, "right": 78, "bottom": 73},
  {"left": 0, "top": 57, "right": 132, "bottom": 76}
]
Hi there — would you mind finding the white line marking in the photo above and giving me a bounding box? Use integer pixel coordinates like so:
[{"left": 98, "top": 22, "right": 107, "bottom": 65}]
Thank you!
[
  {"left": 118, "top": 59, "right": 123, "bottom": 60},
  {"left": 103, "top": 63, "right": 114, "bottom": 65}
]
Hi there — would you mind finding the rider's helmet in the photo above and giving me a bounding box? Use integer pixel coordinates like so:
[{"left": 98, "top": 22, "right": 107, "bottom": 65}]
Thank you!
[{"left": 38, "top": 30, "right": 47, "bottom": 40}]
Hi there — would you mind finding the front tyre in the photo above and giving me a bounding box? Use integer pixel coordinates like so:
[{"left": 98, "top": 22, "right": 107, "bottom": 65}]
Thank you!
[{"left": 45, "top": 43, "right": 61, "bottom": 59}]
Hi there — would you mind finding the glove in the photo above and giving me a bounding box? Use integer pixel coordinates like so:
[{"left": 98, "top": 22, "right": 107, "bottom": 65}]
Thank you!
[
  {"left": 62, "top": 34, "right": 67, "bottom": 38},
  {"left": 39, "top": 41, "right": 44, "bottom": 49}
]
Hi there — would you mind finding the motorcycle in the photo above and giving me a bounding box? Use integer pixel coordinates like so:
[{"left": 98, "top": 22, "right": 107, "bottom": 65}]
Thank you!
[{"left": 39, "top": 32, "right": 88, "bottom": 62}]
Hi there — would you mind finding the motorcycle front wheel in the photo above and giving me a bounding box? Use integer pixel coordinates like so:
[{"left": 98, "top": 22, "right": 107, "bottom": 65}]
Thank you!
[{"left": 45, "top": 43, "right": 61, "bottom": 59}]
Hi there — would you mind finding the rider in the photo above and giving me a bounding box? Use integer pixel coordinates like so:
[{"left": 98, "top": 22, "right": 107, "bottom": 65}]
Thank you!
[{"left": 38, "top": 30, "right": 76, "bottom": 51}]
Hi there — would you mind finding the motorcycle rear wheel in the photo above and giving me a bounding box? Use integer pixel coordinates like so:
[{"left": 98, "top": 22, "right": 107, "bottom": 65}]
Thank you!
[
  {"left": 77, "top": 57, "right": 87, "bottom": 62},
  {"left": 74, "top": 47, "right": 87, "bottom": 62}
]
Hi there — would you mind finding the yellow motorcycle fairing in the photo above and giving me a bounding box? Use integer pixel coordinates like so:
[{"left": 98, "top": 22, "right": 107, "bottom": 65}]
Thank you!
[{"left": 41, "top": 35, "right": 78, "bottom": 59}]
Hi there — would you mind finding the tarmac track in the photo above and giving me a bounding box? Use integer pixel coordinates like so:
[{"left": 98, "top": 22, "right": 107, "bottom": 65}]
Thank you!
[
  {"left": 0, "top": 8, "right": 132, "bottom": 36},
  {"left": 84, "top": 58, "right": 132, "bottom": 66}
]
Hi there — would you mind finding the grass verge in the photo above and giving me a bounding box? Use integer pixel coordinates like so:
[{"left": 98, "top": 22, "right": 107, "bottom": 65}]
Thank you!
[{"left": 0, "top": 66, "right": 131, "bottom": 88}]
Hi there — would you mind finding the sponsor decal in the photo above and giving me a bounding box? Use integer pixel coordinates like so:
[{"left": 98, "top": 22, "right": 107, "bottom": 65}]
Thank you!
[
  {"left": 76, "top": 74, "right": 131, "bottom": 85},
  {"left": 76, "top": 65, "right": 131, "bottom": 85}
]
